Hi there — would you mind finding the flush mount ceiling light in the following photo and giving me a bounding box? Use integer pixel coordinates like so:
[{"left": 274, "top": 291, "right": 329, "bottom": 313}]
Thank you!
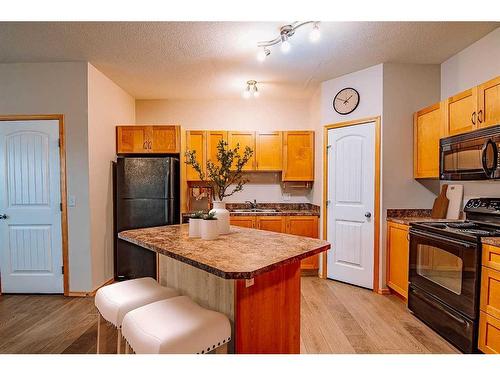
[
  {"left": 256, "top": 21, "right": 320, "bottom": 62},
  {"left": 242, "top": 80, "right": 259, "bottom": 99}
]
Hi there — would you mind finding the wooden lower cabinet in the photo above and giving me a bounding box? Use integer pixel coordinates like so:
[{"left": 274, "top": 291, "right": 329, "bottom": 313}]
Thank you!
[
  {"left": 479, "top": 311, "right": 500, "bottom": 354},
  {"left": 230, "top": 215, "right": 319, "bottom": 273},
  {"left": 386, "top": 221, "right": 410, "bottom": 299},
  {"left": 479, "top": 244, "right": 500, "bottom": 354}
]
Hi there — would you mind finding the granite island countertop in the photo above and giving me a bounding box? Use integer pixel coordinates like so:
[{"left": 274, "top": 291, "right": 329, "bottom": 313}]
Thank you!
[{"left": 119, "top": 224, "right": 330, "bottom": 279}]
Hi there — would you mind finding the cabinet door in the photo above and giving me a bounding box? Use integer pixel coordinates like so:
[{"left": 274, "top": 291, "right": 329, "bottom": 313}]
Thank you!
[
  {"left": 477, "top": 76, "right": 500, "bottom": 129},
  {"left": 206, "top": 131, "right": 228, "bottom": 168},
  {"left": 116, "top": 126, "right": 149, "bottom": 154},
  {"left": 256, "top": 216, "right": 285, "bottom": 233},
  {"left": 185, "top": 131, "right": 206, "bottom": 181},
  {"left": 150, "top": 126, "right": 180, "bottom": 153},
  {"left": 483, "top": 245, "right": 500, "bottom": 272},
  {"left": 479, "top": 311, "right": 500, "bottom": 354},
  {"left": 230, "top": 216, "right": 256, "bottom": 228},
  {"left": 285, "top": 216, "right": 319, "bottom": 270},
  {"left": 413, "top": 102, "right": 443, "bottom": 179},
  {"left": 227, "top": 131, "right": 256, "bottom": 170},
  {"left": 386, "top": 222, "right": 409, "bottom": 299},
  {"left": 480, "top": 266, "right": 500, "bottom": 320},
  {"left": 444, "top": 87, "right": 478, "bottom": 136},
  {"left": 256, "top": 132, "right": 282, "bottom": 171},
  {"left": 282, "top": 131, "right": 314, "bottom": 181}
]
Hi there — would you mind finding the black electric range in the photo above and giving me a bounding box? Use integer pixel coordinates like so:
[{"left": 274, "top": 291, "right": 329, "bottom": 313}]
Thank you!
[{"left": 408, "top": 198, "right": 500, "bottom": 353}]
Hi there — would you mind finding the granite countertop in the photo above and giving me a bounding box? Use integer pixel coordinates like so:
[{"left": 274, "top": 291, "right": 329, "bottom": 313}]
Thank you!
[
  {"left": 119, "top": 224, "right": 330, "bottom": 279},
  {"left": 386, "top": 208, "right": 464, "bottom": 226},
  {"left": 482, "top": 237, "right": 500, "bottom": 247}
]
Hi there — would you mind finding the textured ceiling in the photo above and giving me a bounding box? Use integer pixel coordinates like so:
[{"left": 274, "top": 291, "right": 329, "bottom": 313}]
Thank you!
[{"left": 0, "top": 22, "right": 498, "bottom": 99}]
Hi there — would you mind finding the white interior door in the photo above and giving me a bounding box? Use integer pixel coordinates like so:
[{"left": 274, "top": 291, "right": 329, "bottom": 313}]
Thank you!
[
  {"left": 326, "top": 122, "right": 376, "bottom": 289},
  {"left": 0, "top": 120, "right": 63, "bottom": 293}
]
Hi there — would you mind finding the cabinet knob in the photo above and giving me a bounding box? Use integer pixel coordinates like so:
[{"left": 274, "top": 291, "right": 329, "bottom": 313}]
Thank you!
[{"left": 478, "top": 110, "right": 483, "bottom": 123}]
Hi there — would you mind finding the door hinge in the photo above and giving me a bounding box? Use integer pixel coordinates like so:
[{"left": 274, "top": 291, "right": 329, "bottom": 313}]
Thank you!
[
  {"left": 59, "top": 203, "right": 63, "bottom": 212},
  {"left": 326, "top": 145, "right": 332, "bottom": 152},
  {"left": 326, "top": 200, "right": 331, "bottom": 207},
  {"left": 58, "top": 138, "right": 61, "bottom": 148},
  {"left": 61, "top": 265, "right": 64, "bottom": 275}
]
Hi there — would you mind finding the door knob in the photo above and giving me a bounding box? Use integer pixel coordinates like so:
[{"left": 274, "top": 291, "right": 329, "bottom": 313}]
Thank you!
[
  {"left": 364, "top": 212, "right": 372, "bottom": 218},
  {"left": 0, "top": 214, "right": 8, "bottom": 220}
]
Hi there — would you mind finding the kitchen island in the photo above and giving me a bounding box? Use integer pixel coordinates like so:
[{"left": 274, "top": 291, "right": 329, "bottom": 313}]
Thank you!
[{"left": 118, "top": 224, "right": 330, "bottom": 354}]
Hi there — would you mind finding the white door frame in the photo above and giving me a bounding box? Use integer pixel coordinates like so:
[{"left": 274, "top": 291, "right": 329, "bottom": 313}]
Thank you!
[
  {"left": 321, "top": 116, "right": 381, "bottom": 293},
  {"left": 0, "top": 114, "right": 69, "bottom": 296}
]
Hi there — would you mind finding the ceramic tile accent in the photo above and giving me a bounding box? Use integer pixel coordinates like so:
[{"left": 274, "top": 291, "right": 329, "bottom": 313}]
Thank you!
[{"left": 119, "top": 224, "right": 330, "bottom": 279}]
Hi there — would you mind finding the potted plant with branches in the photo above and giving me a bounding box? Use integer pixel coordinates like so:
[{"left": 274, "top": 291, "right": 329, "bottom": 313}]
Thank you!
[{"left": 185, "top": 140, "right": 253, "bottom": 234}]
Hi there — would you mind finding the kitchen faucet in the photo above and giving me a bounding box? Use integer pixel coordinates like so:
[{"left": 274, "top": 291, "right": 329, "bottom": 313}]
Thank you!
[{"left": 245, "top": 199, "right": 257, "bottom": 209}]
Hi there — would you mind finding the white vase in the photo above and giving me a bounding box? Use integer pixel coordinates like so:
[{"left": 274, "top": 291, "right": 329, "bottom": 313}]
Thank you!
[
  {"left": 210, "top": 201, "right": 230, "bottom": 235},
  {"left": 201, "top": 219, "right": 219, "bottom": 240},
  {"left": 188, "top": 218, "right": 202, "bottom": 238}
]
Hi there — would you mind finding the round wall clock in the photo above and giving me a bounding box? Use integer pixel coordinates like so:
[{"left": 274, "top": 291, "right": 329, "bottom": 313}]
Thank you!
[{"left": 333, "top": 87, "right": 360, "bottom": 115}]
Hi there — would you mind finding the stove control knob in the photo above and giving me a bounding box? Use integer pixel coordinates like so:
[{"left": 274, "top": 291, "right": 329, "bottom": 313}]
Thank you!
[{"left": 473, "top": 201, "right": 481, "bottom": 208}]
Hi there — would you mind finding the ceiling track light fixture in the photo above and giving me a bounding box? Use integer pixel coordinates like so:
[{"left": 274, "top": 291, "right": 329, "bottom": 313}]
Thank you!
[
  {"left": 242, "top": 80, "right": 259, "bottom": 99},
  {"left": 256, "top": 21, "right": 320, "bottom": 61}
]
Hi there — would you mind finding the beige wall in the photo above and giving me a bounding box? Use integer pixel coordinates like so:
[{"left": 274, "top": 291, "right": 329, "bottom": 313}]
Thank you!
[
  {"left": 381, "top": 63, "right": 441, "bottom": 286},
  {"left": 0, "top": 62, "right": 92, "bottom": 292},
  {"left": 136, "top": 98, "right": 315, "bottom": 203},
  {"left": 440, "top": 27, "right": 500, "bottom": 202},
  {"left": 88, "top": 64, "right": 135, "bottom": 289}
]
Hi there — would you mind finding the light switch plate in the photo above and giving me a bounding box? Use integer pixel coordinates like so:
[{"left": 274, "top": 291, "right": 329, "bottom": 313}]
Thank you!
[{"left": 68, "top": 195, "right": 76, "bottom": 207}]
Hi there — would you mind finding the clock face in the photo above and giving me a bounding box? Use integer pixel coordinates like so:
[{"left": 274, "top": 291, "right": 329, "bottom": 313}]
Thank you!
[{"left": 333, "top": 88, "right": 360, "bottom": 115}]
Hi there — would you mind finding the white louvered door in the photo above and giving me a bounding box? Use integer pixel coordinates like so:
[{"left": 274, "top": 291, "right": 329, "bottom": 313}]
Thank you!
[
  {"left": 0, "top": 120, "right": 63, "bottom": 293},
  {"left": 326, "top": 122, "right": 375, "bottom": 289}
]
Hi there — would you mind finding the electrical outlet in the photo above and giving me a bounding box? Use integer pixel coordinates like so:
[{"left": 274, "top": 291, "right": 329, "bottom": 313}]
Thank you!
[{"left": 282, "top": 193, "right": 291, "bottom": 201}]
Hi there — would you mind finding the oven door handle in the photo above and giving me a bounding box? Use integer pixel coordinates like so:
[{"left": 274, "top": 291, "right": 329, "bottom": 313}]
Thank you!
[{"left": 409, "top": 228, "right": 477, "bottom": 248}]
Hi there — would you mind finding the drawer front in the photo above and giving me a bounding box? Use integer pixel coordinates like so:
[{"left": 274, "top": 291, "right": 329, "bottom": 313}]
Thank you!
[
  {"left": 478, "top": 311, "right": 500, "bottom": 354},
  {"left": 483, "top": 244, "right": 500, "bottom": 272},
  {"left": 480, "top": 266, "right": 500, "bottom": 320}
]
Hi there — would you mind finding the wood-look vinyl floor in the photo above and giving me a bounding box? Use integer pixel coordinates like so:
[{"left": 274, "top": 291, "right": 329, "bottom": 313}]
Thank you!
[{"left": 0, "top": 277, "right": 458, "bottom": 354}]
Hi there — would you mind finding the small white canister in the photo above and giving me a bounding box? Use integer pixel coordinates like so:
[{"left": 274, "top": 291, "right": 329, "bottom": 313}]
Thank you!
[
  {"left": 188, "top": 218, "right": 202, "bottom": 238},
  {"left": 201, "top": 218, "right": 219, "bottom": 240}
]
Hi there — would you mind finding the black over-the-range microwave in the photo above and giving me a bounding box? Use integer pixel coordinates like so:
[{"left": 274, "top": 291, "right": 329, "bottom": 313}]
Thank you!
[{"left": 440, "top": 124, "right": 500, "bottom": 180}]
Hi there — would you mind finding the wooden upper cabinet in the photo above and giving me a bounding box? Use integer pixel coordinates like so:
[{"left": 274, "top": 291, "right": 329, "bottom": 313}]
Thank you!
[
  {"left": 386, "top": 222, "right": 410, "bottom": 299},
  {"left": 116, "top": 125, "right": 180, "bottom": 154},
  {"left": 150, "top": 126, "right": 180, "bottom": 153},
  {"left": 228, "top": 131, "right": 256, "bottom": 171},
  {"left": 444, "top": 87, "right": 478, "bottom": 136},
  {"left": 477, "top": 76, "right": 500, "bottom": 129},
  {"left": 282, "top": 131, "right": 314, "bottom": 181},
  {"left": 116, "top": 126, "right": 149, "bottom": 154},
  {"left": 255, "top": 132, "right": 282, "bottom": 171},
  {"left": 413, "top": 102, "right": 443, "bottom": 179},
  {"left": 206, "top": 131, "right": 228, "bottom": 168},
  {"left": 186, "top": 130, "right": 206, "bottom": 181}
]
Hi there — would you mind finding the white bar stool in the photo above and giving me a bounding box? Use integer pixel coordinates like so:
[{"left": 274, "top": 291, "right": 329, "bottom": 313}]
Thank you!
[
  {"left": 94, "top": 277, "right": 179, "bottom": 354},
  {"left": 121, "top": 296, "right": 231, "bottom": 354}
]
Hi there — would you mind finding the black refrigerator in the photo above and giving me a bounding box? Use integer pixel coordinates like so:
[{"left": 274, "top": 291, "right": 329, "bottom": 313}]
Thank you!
[{"left": 113, "top": 156, "right": 180, "bottom": 280}]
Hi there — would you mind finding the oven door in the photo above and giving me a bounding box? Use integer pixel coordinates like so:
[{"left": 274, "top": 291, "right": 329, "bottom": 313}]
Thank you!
[
  {"left": 440, "top": 136, "right": 498, "bottom": 180},
  {"left": 409, "top": 229, "right": 480, "bottom": 319}
]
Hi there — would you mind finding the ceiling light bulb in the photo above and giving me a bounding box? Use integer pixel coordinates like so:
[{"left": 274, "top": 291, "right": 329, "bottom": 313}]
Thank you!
[
  {"left": 257, "top": 47, "right": 270, "bottom": 62},
  {"left": 309, "top": 23, "right": 321, "bottom": 43},
  {"left": 280, "top": 34, "right": 291, "bottom": 54}
]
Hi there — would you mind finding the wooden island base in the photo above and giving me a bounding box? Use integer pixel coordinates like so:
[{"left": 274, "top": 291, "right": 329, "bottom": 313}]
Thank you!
[{"left": 159, "top": 255, "right": 301, "bottom": 354}]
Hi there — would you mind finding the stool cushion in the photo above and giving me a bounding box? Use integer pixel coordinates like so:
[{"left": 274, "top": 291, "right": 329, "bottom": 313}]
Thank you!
[
  {"left": 121, "top": 296, "right": 231, "bottom": 354},
  {"left": 95, "top": 277, "right": 178, "bottom": 328}
]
